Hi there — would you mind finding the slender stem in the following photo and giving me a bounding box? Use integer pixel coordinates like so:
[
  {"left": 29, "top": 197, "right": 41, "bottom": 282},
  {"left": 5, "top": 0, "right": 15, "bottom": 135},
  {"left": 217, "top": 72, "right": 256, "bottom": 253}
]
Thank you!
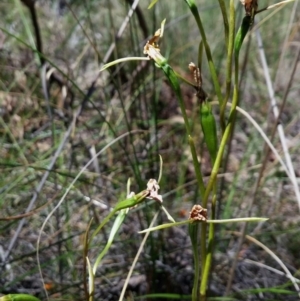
[
  {"left": 189, "top": 223, "right": 201, "bottom": 301},
  {"left": 150, "top": 56, "right": 206, "bottom": 301},
  {"left": 218, "top": 0, "right": 229, "bottom": 47},
  {"left": 199, "top": 103, "right": 219, "bottom": 299},
  {"left": 220, "top": 0, "right": 235, "bottom": 132},
  {"left": 202, "top": 13, "right": 251, "bottom": 208},
  {"left": 157, "top": 61, "right": 208, "bottom": 298},
  {"left": 198, "top": 102, "right": 219, "bottom": 285},
  {"left": 200, "top": 190, "right": 217, "bottom": 300},
  {"left": 203, "top": 85, "right": 239, "bottom": 209},
  {"left": 200, "top": 221, "right": 207, "bottom": 278},
  {"left": 156, "top": 54, "right": 208, "bottom": 301},
  {"left": 199, "top": 38, "right": 242, "bottom": 300},
  {"left": 185, "top": 0, "right": 223, "bottom": 107},
  {"left": 189, "top": 136, "right": 206, "bottom": 198},
  {"left": 199, "top": 105, "right": 238, "bottom": 299}
]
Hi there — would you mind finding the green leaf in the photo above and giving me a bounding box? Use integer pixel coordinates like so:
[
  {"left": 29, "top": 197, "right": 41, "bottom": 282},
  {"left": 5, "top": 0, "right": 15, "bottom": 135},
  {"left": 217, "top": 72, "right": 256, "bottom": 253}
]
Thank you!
[{"left": 0, "top": 295, "right": 41, "bottom": 301}]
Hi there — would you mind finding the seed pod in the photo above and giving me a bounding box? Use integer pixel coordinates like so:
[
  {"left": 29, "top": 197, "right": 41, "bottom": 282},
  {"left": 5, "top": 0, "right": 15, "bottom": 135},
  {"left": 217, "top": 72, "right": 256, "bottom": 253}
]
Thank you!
[{"left": 200, "top": 102, "right": 218, "bottom": 164}]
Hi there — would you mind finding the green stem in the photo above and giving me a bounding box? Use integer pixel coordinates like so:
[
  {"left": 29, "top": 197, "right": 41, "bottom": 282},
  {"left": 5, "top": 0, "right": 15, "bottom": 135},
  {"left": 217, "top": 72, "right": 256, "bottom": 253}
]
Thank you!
[
  {"left": 202, "top": 85, "right": 238, "bottom": 209},
  {"left": 200, "top": 189, "right": 217, "bottom": 299},
  {"left": 185, "top": 0, "right": 223, "bottom": 107},
  {"left": 162, "top": 64, "right": 206, "bottom": 301},
  {"left": 199, "top": 102, "right": 219, "bottom": 299},
  {"left": 220, "top": 0, "right": 235, "bottom": 131},
  {"left": 189, "top": 223, "right": 201, "bottom": 301},
  {"left": 155, "top": 53, "right": 207, "bottom": 301},
  {"left": 202, "top": 15, "right": 251, "bottom": 209},
  {"left": 199, "top": 84, "right": 239, "bottom": 296},
  {"left": 200, "top": 221, "right": 207, "bottom": 279},
  {"left": 189, "top": 136, "right": 206, "bottom": 199},
  {"left": 218, "top": 0, "right": 229, "bottom": 47},
  {"left": 197, "top": 24, "right": 250, "bottom": 298}
]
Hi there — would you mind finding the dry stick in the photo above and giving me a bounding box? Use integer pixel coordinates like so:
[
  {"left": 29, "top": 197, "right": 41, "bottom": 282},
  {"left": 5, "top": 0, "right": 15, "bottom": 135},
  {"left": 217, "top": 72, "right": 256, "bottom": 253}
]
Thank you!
[{"left": 256, "top": 26, "right": 300, "bottom": 210}]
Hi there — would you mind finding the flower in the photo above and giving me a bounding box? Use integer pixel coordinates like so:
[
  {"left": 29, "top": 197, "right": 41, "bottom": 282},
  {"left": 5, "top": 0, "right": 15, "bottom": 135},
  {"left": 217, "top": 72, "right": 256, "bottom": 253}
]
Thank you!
[{"left": 146, "top": 179, "right": 163, "bottom": 203}]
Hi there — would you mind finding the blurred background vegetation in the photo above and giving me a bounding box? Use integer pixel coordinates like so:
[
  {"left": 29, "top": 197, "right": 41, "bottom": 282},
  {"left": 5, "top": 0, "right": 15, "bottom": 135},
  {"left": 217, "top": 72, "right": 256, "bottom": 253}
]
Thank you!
[{"left": 0, "top": 0, "right": 299, "bottom": 300}]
